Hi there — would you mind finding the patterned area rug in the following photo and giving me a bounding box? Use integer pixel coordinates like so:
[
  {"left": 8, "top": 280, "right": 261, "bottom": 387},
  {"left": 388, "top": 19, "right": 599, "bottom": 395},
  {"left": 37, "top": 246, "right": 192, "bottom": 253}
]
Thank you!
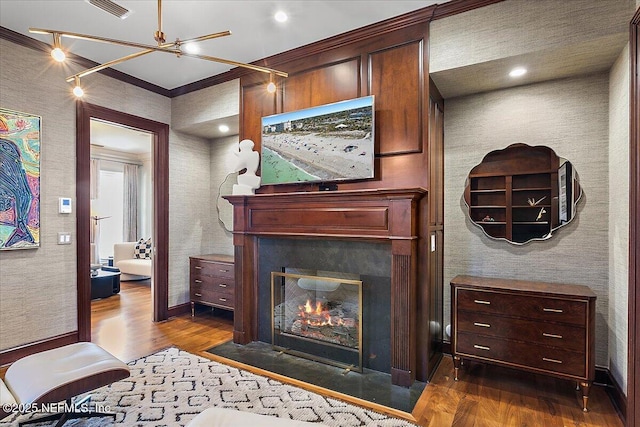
[{"left": 1, "top": 347, "right": 417, "bottom": 426}]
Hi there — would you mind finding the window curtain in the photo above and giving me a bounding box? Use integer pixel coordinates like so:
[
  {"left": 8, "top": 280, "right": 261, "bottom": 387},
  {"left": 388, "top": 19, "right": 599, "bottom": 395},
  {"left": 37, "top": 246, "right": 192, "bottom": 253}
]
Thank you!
[
  {"left": 90, "top": 158, "right": 100, "bottom": 263},
  {"left": 123, "top": 164, "right": 138, "bottom": 242}
]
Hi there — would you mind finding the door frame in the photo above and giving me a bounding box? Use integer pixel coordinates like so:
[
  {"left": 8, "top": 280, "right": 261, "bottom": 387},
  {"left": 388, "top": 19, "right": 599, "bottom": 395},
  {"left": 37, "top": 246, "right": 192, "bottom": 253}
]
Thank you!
[
  {"left": 628, "top": 8, "right": 640, "bottom": 427},
  {"left": 76, "top": 102, "right": 169, "bottom": 341}
]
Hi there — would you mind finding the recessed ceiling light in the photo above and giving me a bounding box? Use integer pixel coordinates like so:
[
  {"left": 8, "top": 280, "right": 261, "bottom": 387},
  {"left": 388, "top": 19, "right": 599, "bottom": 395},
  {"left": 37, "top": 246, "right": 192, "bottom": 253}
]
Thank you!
[
  {"left": 509, "top": 67, "right": 527, "bottom": 78},
  {"left": 183, "top": 43, "right": 199, "bottom": 54},
  {"left": 274, "top": 11, "right": 288, "bottom": 23},
  {"left": 219, "top": 124, "right": 230, "bottom": 133}
]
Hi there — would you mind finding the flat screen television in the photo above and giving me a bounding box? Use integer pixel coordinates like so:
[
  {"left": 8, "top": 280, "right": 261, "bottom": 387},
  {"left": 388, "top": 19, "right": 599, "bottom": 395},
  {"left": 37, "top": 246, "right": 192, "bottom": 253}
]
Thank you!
[{"left": 260, "top": 95, "right": 374, "bottom": 186}]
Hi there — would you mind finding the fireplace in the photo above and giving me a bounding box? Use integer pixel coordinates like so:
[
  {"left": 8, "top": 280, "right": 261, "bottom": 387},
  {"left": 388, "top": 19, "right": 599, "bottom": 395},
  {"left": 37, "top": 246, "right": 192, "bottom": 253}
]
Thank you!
[
  {"left": 271, "top": 270, "right": 363, "bottom": 371},
  {"left": 225, "top": 188, "right": 430, "bottom": 386}
]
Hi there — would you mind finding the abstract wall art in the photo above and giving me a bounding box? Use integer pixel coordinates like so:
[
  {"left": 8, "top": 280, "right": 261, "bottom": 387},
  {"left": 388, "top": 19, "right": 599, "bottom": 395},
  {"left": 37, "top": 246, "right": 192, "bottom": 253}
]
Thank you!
[{"left": 0, "top": 108, "right": 41, "bottom": 250}]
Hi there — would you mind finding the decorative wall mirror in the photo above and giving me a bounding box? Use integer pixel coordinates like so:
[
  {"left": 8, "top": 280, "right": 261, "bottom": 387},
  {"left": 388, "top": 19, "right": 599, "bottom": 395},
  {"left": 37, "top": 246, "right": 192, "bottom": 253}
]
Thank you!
[
  {"left": 217, "top": 172, "right": 237, "bottom": 232},
  {"left": 464, "top": 143, "right": 582, "bottom": 244}
]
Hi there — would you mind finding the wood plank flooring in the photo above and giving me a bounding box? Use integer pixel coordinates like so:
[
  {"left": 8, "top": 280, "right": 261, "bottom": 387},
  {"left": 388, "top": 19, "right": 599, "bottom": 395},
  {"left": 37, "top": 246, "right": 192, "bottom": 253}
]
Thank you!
[{"left": 92, "top": 281, "right": 624, "bottom": 427}]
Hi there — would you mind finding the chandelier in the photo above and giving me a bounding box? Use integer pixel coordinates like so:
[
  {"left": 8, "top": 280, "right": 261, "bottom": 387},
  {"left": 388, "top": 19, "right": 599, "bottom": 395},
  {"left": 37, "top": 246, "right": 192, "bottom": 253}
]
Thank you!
[{"left": 29, "top": 0, "right": 288, "bottom": 97}]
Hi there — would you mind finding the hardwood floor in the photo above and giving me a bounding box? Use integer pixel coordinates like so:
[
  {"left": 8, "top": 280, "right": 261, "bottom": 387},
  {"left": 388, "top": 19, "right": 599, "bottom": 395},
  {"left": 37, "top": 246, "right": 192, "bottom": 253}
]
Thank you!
[
  {"left": 92, "top": 282, "right": 624, "bottom": 427},
  {"left": 91, "top": 280, "right": 233, "bottom": 362}
]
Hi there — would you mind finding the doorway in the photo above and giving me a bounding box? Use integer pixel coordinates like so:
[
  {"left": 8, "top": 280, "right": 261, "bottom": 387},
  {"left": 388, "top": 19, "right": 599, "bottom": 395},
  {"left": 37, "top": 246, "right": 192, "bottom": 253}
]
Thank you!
[{"left": 76, "top": 102, "right": 169, "bottom": 342}]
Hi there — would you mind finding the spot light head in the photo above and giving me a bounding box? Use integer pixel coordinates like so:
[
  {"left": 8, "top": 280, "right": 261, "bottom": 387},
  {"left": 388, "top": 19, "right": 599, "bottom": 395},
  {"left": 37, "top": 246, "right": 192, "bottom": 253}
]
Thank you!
[
  {"left": 73, "top": 77, "right": 84, "bottom": 97},
  {"left": 51, "top": 47, "right": 66, "bottom": 62}
]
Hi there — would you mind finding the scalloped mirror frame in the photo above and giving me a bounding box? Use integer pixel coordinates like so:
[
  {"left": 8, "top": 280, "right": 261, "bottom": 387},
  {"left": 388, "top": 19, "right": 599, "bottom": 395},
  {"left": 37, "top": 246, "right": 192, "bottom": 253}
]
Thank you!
[
  {"left": 217, "top": 172, "right": 238, "bottom": 232},
  {"left": 464, "top": 143, "right": 582, "bottom": 245}
]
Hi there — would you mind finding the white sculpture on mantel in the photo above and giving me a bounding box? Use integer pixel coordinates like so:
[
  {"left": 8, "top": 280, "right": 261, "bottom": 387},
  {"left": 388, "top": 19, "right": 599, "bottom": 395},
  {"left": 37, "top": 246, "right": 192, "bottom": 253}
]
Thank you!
[{"left": 229, "top": 139, "right": 261, "bottom": 195}]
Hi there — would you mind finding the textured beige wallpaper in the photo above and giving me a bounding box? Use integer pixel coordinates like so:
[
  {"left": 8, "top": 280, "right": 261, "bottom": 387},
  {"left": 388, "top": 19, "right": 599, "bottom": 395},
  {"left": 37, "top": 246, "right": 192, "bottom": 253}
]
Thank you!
[
  {"left": 210, "top": 135, "right": 238, "bottom": 257},
  {"left": 608, "top": 45, "right": 629, "bottom": 392},
  {"left": 430, "top": 0, "right": 633, "bottom": 73},
  {"left": 167, "top": 130, "right": 214, "bottom": 307},
  {"left": 443, "top": 74, "right": 611, "bottom": 366},
  {"left": 0, "top": 39, "right": 170, "bottom": 351}
]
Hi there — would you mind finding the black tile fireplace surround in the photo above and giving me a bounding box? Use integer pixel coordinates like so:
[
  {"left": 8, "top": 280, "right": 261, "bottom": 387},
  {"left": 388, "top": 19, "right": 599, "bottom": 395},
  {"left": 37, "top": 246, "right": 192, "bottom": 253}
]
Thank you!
[{"left": 258, "top": 238, "right": 392, "bottom": 373}]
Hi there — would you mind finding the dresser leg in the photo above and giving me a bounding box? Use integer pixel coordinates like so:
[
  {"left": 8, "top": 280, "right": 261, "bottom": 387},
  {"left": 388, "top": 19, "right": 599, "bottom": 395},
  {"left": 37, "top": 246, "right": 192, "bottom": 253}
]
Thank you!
[
  {"left": 453, "top": 356, "right": 461, "bottom": 381},
  {"left": 580, "top": 381, "right": 591, "bottom": 412}
]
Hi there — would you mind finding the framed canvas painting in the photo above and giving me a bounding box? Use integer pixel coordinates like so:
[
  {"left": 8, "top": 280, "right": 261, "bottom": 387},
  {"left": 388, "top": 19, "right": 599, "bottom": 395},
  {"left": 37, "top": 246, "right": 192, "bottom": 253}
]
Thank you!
[{"left": 0, "top": 108, "right": 41, "bottom": 250}]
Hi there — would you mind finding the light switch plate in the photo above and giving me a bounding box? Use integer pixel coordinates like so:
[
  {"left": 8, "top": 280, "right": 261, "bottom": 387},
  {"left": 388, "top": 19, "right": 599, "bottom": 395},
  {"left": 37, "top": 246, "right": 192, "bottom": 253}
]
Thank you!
[{"left": 57, "top": 232, "right": 72, "bottom": 245}]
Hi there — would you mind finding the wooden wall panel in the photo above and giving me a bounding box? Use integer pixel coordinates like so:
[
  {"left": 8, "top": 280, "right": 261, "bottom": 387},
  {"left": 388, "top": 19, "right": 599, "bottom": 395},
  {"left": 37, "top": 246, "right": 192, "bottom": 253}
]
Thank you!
[
  {"left": 241, "top": 83, "right": 277, "bottom": 151},
  {"left": 283, "top": 60, "right": 360, "bottom": 112},
  {"left": 370, "top": 41, "right": 423, "bottom": 156},
  {"left": 241, "top": 20, "right": 430, "bottom": 192}
]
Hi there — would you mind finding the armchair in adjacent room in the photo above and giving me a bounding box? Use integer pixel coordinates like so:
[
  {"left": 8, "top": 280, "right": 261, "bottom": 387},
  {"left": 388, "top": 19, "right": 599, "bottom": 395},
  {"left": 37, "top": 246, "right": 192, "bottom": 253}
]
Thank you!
[{"left": 113, "top": 240, "right": 152, "bottom": 281}]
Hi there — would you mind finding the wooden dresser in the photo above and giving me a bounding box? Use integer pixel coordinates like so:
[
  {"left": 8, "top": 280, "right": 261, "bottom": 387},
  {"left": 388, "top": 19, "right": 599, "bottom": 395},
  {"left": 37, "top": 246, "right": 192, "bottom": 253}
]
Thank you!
[
  {"left": 189, "top": 254, "right": 235, "bottom": 315},
  {"left": 451, "top": 275, "right": 596, "bottom": 411}
]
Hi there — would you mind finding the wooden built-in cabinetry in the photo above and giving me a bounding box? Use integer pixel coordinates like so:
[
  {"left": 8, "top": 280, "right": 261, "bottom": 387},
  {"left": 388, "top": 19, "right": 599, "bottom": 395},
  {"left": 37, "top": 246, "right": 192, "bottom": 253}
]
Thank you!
[
  {"left": 189, "top": 254, "right": 235, "bottom": 315},
  {"left": 451, "top": 275, "right": 596, "bottom": 411}
]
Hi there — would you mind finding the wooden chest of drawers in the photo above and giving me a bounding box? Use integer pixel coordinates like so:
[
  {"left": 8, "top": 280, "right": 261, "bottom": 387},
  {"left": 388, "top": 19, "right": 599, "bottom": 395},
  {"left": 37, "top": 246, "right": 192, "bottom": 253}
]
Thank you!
[
  {"left": 189, "top": 254, "right": 235, "bottom": 315},
  {"left": 451, "top": 275, "right": 596, "bottom": 411}
]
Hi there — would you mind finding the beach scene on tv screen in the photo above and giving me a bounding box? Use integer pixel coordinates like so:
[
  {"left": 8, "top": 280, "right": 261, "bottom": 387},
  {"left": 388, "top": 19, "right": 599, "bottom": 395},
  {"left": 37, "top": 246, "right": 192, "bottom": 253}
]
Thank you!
[{"left": 261, "top": 96, "right": 374, "bottom": 185}]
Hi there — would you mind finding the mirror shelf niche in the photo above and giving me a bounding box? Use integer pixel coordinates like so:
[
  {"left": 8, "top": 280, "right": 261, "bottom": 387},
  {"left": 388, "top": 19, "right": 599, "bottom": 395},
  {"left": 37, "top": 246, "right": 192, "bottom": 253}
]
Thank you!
[{"left": 464, "top": 143, "right": 582, "bottom": 245}]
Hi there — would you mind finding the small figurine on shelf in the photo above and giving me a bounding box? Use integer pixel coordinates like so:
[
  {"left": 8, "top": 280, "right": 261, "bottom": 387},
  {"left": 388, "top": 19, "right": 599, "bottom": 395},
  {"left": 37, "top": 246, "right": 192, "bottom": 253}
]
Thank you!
[
  {"left": 527, "top": 196, "right": 547, "bottom": 206},
  {"left": 482, "top": 215, "right": 495, "bottom": 222}
]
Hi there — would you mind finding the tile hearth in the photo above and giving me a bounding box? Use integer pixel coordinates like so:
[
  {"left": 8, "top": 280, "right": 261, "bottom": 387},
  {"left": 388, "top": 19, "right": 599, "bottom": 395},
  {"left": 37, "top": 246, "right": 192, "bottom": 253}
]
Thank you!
[{"left": 207, "top": 340, "right": 426, "bottom": 413}]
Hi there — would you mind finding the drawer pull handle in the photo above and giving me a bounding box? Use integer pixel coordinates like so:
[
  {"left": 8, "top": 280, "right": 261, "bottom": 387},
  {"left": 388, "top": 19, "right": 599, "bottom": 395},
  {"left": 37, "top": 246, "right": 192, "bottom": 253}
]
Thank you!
[
  {"left": 194, "top": 279, "right": 202, "bottom": 284},
  {"left": 474, "top": 322, "right": 491, "bottom": 328},
  {"left": 220, "top": 269, "right": 229, "bottom": 273},
  {"left": 543, "top": 333, "right": 563, "bottom": 339},
  {"left": 473, "top": 345, "right": 490, "bottom": 351},
  {"left": 474, "top": 300, "right": 491, "bottom": 305},
  {"left": 219, "top": 297, "right": 227, "bottom": 302},
  {"left": 194, "top": 266, "right": 203, "bottom": 270},
  {"left": 543, "top": 308, "right": 563, "bottom": 313},
  {"left": 219, "top": 284, "right": 227, "bottom": 288},
  {"left": 194, "top": 293, "right": 202, "bottom": 297},
  {"left": 543, "top": 357, "right": 563, "bottom": 364}
]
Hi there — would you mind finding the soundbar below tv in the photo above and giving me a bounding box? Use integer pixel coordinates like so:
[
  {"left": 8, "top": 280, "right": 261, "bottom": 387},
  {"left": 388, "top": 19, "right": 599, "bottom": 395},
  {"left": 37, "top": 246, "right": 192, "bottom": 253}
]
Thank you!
[{"left": 260, "top": 95, "right": 374, "bottom": 186}]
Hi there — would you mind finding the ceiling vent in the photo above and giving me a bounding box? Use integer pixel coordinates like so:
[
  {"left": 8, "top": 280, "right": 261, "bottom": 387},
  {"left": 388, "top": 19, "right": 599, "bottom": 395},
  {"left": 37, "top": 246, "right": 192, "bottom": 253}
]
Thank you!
[{"left": 86, "top": 0, "right": 132, "bottom": 19}]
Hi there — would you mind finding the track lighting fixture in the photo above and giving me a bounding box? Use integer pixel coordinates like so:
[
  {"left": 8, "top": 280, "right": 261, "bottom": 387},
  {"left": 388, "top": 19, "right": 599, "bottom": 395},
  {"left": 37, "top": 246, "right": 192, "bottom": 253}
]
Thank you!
[{"left": 31, "top": 0, "right": 287, "bottom": 96}]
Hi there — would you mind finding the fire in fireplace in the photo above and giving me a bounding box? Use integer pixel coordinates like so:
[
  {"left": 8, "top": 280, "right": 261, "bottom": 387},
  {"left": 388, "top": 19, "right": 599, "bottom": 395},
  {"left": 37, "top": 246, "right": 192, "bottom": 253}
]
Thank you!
[{"left": 271, "top": 269, "right": 363, "bottom": 371}]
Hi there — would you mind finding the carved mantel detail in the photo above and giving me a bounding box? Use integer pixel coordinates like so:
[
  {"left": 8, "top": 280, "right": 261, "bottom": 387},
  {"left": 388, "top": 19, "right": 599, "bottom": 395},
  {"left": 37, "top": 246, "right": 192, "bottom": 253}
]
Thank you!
[{"left": 225, "top": 188, "right": 426, "bottom": 386}]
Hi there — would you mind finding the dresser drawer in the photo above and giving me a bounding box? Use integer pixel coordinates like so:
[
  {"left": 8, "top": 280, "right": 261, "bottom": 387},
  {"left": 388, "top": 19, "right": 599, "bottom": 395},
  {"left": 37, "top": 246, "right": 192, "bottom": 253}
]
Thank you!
[
  {"left": 456, "top": 332, "right": 586, "bottom": 378},
  {"left": 457, "top": 311, "right": 586, "bottom": 352},
  {"left": 192, "top": 276, "right": 234, "bottom": 295},
  {"left": 191, "top": 260, "right": 234, "bottom": 279},
  {"left": 191, "top": 287, "right": 235, "bottom": 308},
  {"left": 456, "top": 288, "right": 587, "bottom": 326}
]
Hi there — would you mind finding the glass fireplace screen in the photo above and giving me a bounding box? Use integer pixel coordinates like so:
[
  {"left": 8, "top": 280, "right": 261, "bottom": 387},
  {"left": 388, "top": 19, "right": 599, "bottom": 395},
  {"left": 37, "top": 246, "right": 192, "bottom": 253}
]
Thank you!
[{"left": 271, "top": 270, "right": 363, "bottom": 372}]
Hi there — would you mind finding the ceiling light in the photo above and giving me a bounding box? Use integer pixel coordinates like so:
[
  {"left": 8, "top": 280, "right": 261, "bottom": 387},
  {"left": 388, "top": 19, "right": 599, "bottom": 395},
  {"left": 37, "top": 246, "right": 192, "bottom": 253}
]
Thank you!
[
  {"left": 509, "top": 67, "right": 527, "bottom": 77},
  {"left": 218, "top": 124, "right": 229, "bottom": 133},
  {"left": 183, "top": 43, "right": 199, "bottom": 54},
  {"left": 274, "top": 11, "right": 288, "bottom": 23},
  {"left": 51, "top": 47, "right": 65, "bottom": 62},
  {"left": 50, "top": 33, "right": 65, "bottom": 62},
  {"left": 73, "top": 77, "right": 84, "bottom": 97},
  {"left": 31, "top": 0, "right": 288, "bottom": 96}
]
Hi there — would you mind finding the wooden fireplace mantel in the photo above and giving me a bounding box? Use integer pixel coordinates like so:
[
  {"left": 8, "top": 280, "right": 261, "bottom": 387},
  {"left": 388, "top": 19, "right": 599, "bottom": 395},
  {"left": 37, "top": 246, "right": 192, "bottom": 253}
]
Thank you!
[{"left": 224, "top": 187, "right": 427, "bottom": 386}]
